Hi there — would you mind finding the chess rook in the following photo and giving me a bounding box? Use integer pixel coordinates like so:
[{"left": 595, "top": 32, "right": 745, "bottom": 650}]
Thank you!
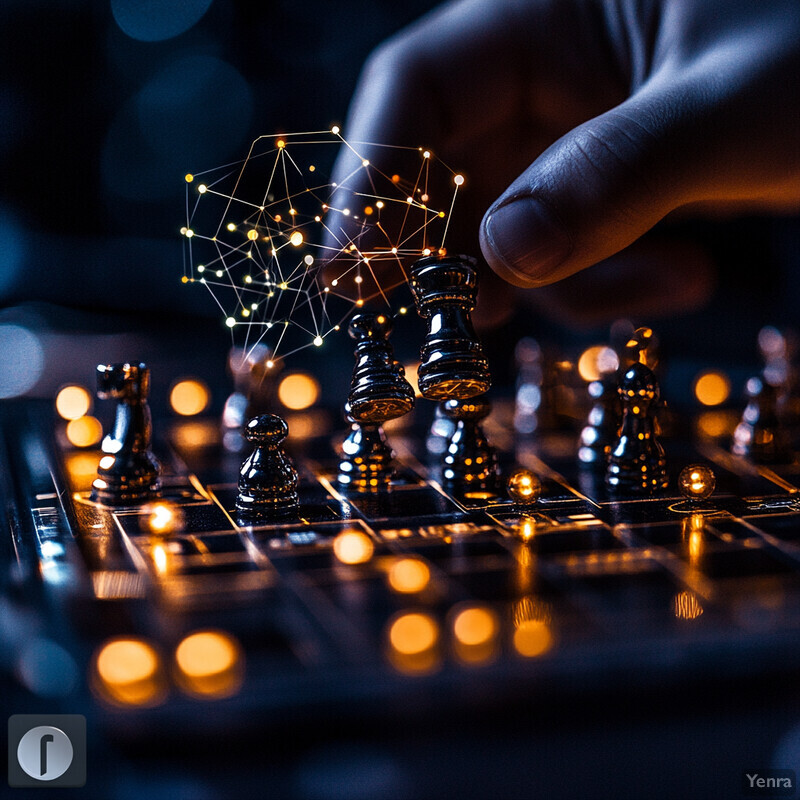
[
  {"left": 236, "top": 414, "right": 299, "bottom": 520},
  {"left": 441, "top": 395, "right": 499, "bottom": 489},
  {"left": 410, "top": 254, "right": 491, "bottom": 401},
  {"left": 347, "top": 313, "right": 414, "bottom": 424},
  {"left": 606, "top": 360, "right": 668, "bottom": 494},
  {"left": 338, "top": 407, "right": 394, "bottom": 492},
  {"left": 91, "top": 363, "right": 161, "bottom": 505}
]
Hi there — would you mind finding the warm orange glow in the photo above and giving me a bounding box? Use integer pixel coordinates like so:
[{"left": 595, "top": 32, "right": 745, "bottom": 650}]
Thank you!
[
  {"left": 694, "top": 372, "right": 731, "bottom": 406},
  {"left": 278, "top": 373, "right": 319, "bottom": 410},
  {"left": 577, "top": 346, "right": 619, "bottom": 382},
  {"left": 56, "top": 385, "right": 91, "bottom": 420},
  {"left": 290, "top": 231, "right": 304, "bottom": 247},
  {"left": 513, "top": 620, "right": 553, "bottom": 657},
  {"left": 388, "top": 558, "right": 430, "bottom": 593},
  {"left": 453, "top": 606, "right": 497, "bottom": 647},
  {"left": 247, "top": 229, "right": 259, "bottom": 241},
  {"left": 333, "top": 530, "right": 374, "bottom": 565},
  {"left": 93, "top": 638, "right": 166, "bottom": 707},
  {"left": 170, "top": 379, "right": 210, "bottom": 416},
  {"left": 507, "top": 469, "right": 542, "bottom": 505},
  {"left": 152, "top": 543, "right": 169, "bottom": 575},
  {"left": 673, "top": 591, "right": 703, "bottom": 620},
  {"left": 389, "top": 612, "right": 438, "bottom": 655},
  {"left": 174, "top": 630, "right": 244, "bottom": 699},
  {"left": 696, "top": 410, "right": 737, "bottom": 438},
  {"left": 517, "top": 518, "right": 536, "bottom": 543},
  {"left": 147, "top": 503, "right": 181, "bottom": 534},
  {"left": 66, "top": 415, "right": 102, "bottom": 447}
]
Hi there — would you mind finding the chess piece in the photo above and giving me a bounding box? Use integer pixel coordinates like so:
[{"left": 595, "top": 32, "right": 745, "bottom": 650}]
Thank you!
[
  {"left": 91, "top": 363, "right": 161, "bottom": 505},
  {"left": 338, "top": 405, "right": 394, "bottom": 492},
  {"left": 606, "top": 328, "right": 668, "bottom": 494},
  {"left": 677, "top": 464, "right": 716, "bottom": 503},
  {"left": 410, "top": 254, "right": 491, "bottom": 401},
  {"left": 425, "top": 402, "right": 457, "bottom": 456},
  {"left": 441, "top": 395, "right": 499, "bottom": 489},
  {"left": 347, "top": 313, "right": 414, "bottom": 424},
  {"left": 236, "top": 414, "right": 299, "bottom": 520},
  {"left": 513, "top": 338, "right": 544, "bottom": 435},
  {"left": 578, "top": 374, "right": 622, "bottom": 468},
  {"left": 506, "top": 469, "right": 543, "bottom": 512},
  {"left": 731, "top": 376, "right": 793, "bottom": 463}
]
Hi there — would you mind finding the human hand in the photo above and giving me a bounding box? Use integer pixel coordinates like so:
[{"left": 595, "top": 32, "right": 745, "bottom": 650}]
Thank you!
[{"left": 327, "top": 0, "right": 800, "bottom": 325}]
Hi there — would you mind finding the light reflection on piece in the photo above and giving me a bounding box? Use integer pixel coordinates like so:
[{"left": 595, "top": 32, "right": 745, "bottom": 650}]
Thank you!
[
  {"left": 387, "top": 558, "right": 430, "bottom": 594},
  {"left": 386, "top": 612, "right": 440, "bottom": 674},
  {"left": 673, "top": 591, "right": 704, "bottom": 620},
  {"left": 333, "top": 530, "right": 374, "bottom": 565},
  {"left": 683, "top": 514, "right": 706, "bottom": 566},
  {"left": 517, "top": 518, "right": 536, "bottom": 543},
  {"left": 93, "top": 638, "right": 167, "bottom": 707},
  {"left": 174, "top": 630, "right": 244, "bottom": 699},
  {"left": 152, "top": 543, "right": 169, "bottom": 576}
]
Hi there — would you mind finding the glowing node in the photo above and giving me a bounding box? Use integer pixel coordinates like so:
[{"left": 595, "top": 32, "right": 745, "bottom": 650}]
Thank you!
[
  {"left": 276, "top": 139, "right": 285, "bottom": 148},
  {"left": 454, "top": 174, "right": 465, "bottom": 186},
  {"left": 181, "top": 276, "right": 189, "bottom": 283},
  {"left": 406, "top": 197, "right": 413, "bottom": 204},
  {"left": 241, "top": 309, "right": 250, "bottom": 317},
  {"left": 423, "top": 248, "right": 431, "bottom": 256},
  {"left": 247, "top": 229, "right": 259, "bottom": 241},
  {"left": 309, "top": 165, "right": 315, "bottom": 172},
  {"left": 197, "top": 265, "right": 205, "bottom": 272},
  {"left": 266, "top": 360, "right": 274, "bottom": 369},
  {"left": 289, "top": 208, "right": 297, "bottom": 216},
  {"left": 314, "top": 215, "right": 321, "bottom": 222},
  {"left": 197, "top": 184, "right": 207, "bottom": 194},
  {"left": 244, "top": 275, "right": 252, "bottom": 283},
  {"left": 304, "top": 255, "right": 314, "bottom": 266},
  {"left": 361, "top": 159, "right": 369, "bottom": 167},
  {"left": 342, "top": 208, "right": 350, "bottom": 216},
  {"left": 279, "top": 282, "right": 288, "bottom": 290},
  {"left": 331, "top": 125, "right": 340, "bottom": 134},
  {"left": 391, "top": 174, "right": 400, "bottom": 183},
  {"left": 216, "top": 270, "right": 223, "bottom": 277},
  {"left": 184, "top": 229, "right": 194, "bottom": 238},
  {"left": 399, "top": 307, "right": 407, "bottom": 315},
  {"left": 354, "top": 276, "right": 363, "bottom": 284},
  {"left": 184, "top": 174, "right": 194, "bottom": 183},
  {"left": 356, "top": 299, "right": 364, "bottom": 307},
  {"left": 251, "top": 303, "right": 258, "bottom": 309},
  {"left": 423, "top": 150, "right": 431, "bottom": 159},
  {"left": 225, "top": 317, "right": 236, "bottom": 328},
  {"left": 331, "top": 279, "right": 338, "bottom": 287},
  {"left": 376, "top": 201, "right": 384, "bottom": 209},
  {"left": 391, "top": 247, "right": 398, "bottom": 254},
  {"left": 364, "top": 206, "right": 373, "bottom": 216},
  {"left": 226, "top": 222, "right": 236, "bottom": 232},
  {"left": 313, "top": 336, "right": 323, "bottom": 347},
  {"left": 290, "top": 231, "right": 304, "bottom": 247},
  {"left": 180, "top": 227, "right": 187, "bottom": 235}
]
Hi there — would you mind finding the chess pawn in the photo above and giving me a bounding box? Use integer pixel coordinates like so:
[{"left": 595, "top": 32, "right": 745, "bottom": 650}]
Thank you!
[
  {"left": 578, "top": 375, "right": 622, "bottom": 468},
  {"left": 606, "top": 361, "right": 668, "bottom": 494},
  {"left": 347, "top": 313, "right": 414, "bottom": 424},
  {"left": 338, "top": 407, "right": 394, "bottom": 492},
  {"left": 91, "top": 363, "right": 161, "bottom": 505},
  {"left": 441, "top": 395, "right": 499, "bottom": 489},
  {"left": 410, "top": 254, "right": 491, "bottom": 401},
  {"left": 731, "top": 376, "right": 793, "bottom": 464},
  {"left": 236, "top": 414, "right": 299, "bottom": 520}
]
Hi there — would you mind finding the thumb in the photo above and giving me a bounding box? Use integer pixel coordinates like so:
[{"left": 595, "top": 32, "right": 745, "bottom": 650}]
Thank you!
[{"left": 480, "top": 86, "right": 696, "bottom": 288}]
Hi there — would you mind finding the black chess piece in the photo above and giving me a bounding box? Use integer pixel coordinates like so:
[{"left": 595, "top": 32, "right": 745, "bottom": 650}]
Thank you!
[
  {"left": 578, "top": 374, "right": 622, "bottom": 468},
  {"left": 347, "top": 313, "right": 414, "bottom": 424},
  {"left": 236, "top": 414, "right": 299, "bottom": 520},
  {"left": 410, "top": 254, "right": 491, "bottom": 401},
  {"left": 91, "top": 363, "right": 161, "bottom": 505},
  {"left": 338, "top": 406, "right": 394, "bottom": 492},
  {"left": 441, "top": 395, "right": 499, "bottom": 489},
  {"left": 606, "top": 329, "right": 668, "bottom": 494},
  {"left": 731, "top": 376, "right": 793, "bottom": 464}
]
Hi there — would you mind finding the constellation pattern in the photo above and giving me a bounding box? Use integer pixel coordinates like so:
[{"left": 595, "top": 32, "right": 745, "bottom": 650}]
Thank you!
[{"left": 181, "top": 127, "right": 464, "bottom": 365}]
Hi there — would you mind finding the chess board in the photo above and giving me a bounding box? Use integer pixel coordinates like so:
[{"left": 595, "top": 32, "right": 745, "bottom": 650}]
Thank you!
[{"left": 5, "top": 390, "right": 800, "bottom": 746}]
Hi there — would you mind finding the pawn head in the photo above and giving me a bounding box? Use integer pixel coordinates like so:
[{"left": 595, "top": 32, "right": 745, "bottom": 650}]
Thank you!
[
  {"left": 348, "top": 313, "right": 393, "bottom": 341},
  {"left": 244, "top": 413, "right": 288, "bottom": 444}
]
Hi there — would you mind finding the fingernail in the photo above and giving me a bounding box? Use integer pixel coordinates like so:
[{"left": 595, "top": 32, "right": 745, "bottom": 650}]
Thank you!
[{"left": 484, "top": 197, "right": 572, "bottom": 286}]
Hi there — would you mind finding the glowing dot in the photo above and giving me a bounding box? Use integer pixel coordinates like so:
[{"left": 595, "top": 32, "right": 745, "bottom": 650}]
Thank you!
[
  {"left": 438, "top": 211, "right": 445, "bottom": 218},
  {"left": 276, "top": 139, "right": 285, "bottom": 149},
  {"left": 94, "top": 638, "right": 164, "bottom": 707},
  {"left": 304, "top": 255, "right": 314, "bottom": 266},
  {"left": 399, "top": 307, "right": 407, "bottom": 315},
  {"left": 289, "top": 208, "right": 297, "bottom": 216},
  {"left": 181, "top": 275, "right": 189, "bottom": 283},
  {"left": 225, "top": 317, "right": 236, "bottom": 328},
  {"left": 364, "top": 206, "right": 373, "bottom": 216},
  {"left": 197, "top": 265, "right": 205, "bottom": 272},
  {"left": 578, "top": 345, "right": 619, "bottom": 382},
  {"left": 66, "top": 415, "right": 102, "bottom": 447},
  {"left": 333, "top": 530, "right": 374, "bottom": 565},
  {"left": 148, "top": 503, "right": 176, "bottom": 534},
  {"left": 251, "top": 302, "right": 258, "bottom": 309},
  {"left": 241, "top": 309, "right": 250, "bottom": 317},
  {"left": 216, "top": 270, "right": 223, "bottom": 277},
  {"left": 406, "top": 197, "right": 413, "bottom": 204},
  {"left": 197, "top": 184, "right": 207, "bottom": 194},
  {"left": 331, "top": 279, "right": 338, "bottom": 287},
  {"left": 423, "top": 150, "right": 431, "bottom": 159},
  {"left": 170, "top": 379, "right": 210, "bottom": 416},
  {"left": 507, "top": 469, "right": 542, "bottom": 506},
  {"left": 226, "top": 223, "right": 236, "bottom": 232},
  {"left": 313, "top": 336, "right": 323, "bottom": 347},
  {"left": 278, "top": 373, "right": 319, "bottom": 410},
  {"left": 356, "top": 299, "right": 364, "bottom": 307},
  {"left": 279, "top": 282, "right": 288, "bottom": 290},
  {"left": 56, "top": 385, "right": 91, "bottom": 420},
  {"left": 184, "top": 229, "right": 194, "bottom": 238},
  {"left": 314, "top": 215, "right": 321, "bottom": 222},
  {"left": 323, "top": 287, "right": 330, "bottom": 293},
  {"left": 184, "top": 174, "right": 194, "bottom": 183},
  {"left": 694, "top": 372, "right": 731, "bottom": 406},
  {"left": 423, "top": 248, "right": 431, "bottom": 256},
  {"left": 454, "top": 174, "right": 465, "bottom": 186},
  {"left": 453, "top": 606, "right": 497, "bottom": 647},
  {"left": 421, "top": 194, "right": 429, "bottom": 202},
  {"left": 342, "top": 208, "right": 350, "bottom": 216},
  {"left": 176, "top": 631, "right": 239, "bottom": 679},
  {"left": 290, "top": 231, "right": 304, "bottom": 247},
  {"left": 391, "top": 174, "right": 400, "bottom": 183},
  {"left": 274, "top": 215, "right": 281, "bottom": 223},
  {"left": 247, "top": 229, "right": 259, "bottom": 241},
  {"left": 389, "top": 613, "right": 438, "bottom": 655},
  {"left": 266, "top": 360, "right": 274, "bottom": 369},
  {"left": 376, "top": 201, "right": 384, "bottom": 209},
  {"left": 354, "top": 275, "right": 363, "bottom": 284},
  {"left": 244, "top": 275, "right": 252, "bottom": 283},
  {"left": 180, "top": 226, "right": 187, "bottom": 235},
  {"left": 391, "top": 247, "right": 398, "bottom": 254},
  {"left": 361, "top": 159, "right": 369, "bottom": 167},
  {"left": 388, "top": 558, "right": 430, "bottom": 593},
  {"left": 513, "top": 620, "right": 553, "bottom": 657},
  {"left": 331, "top": 125, "right": 340, "bottom": 135},
  {"left": 309, "top": 165, "right": 316, "bottom": 172}
]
